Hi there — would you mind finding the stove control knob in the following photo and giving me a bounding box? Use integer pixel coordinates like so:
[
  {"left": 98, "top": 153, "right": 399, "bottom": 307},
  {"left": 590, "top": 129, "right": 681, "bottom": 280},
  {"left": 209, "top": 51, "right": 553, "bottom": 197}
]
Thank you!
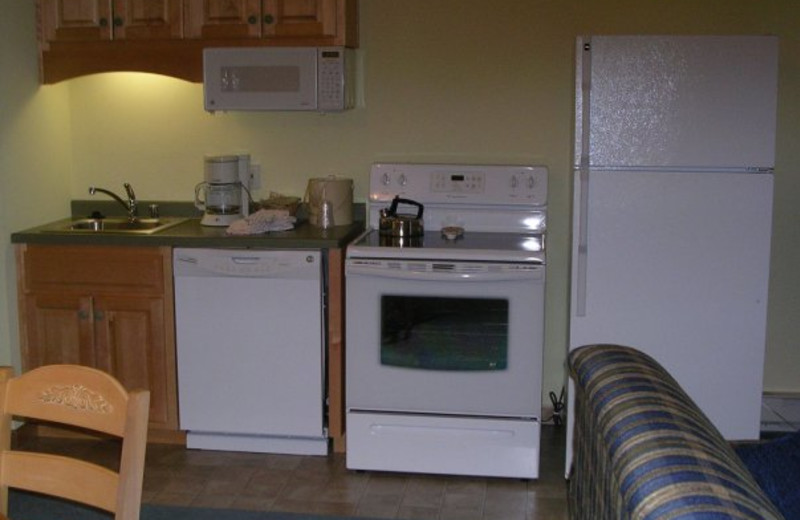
[
  {"left": 382, "top": 172, "right": 392, "bottom": 185},
  {"left": 398, "top": 173, "right": 408, "bottom": 186},
  {"left": 528, "top": 176, "right": 536, "bottom": 189},
  {"left": 511, "top": 175, "right": 519, "bottom": 189}
]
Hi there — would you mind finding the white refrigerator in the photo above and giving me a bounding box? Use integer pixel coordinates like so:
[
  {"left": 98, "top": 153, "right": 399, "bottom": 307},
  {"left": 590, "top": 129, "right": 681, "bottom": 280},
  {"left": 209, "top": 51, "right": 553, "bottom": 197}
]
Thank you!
[{"left": 567, "top": 35, "right": 778, "bottom": 472}]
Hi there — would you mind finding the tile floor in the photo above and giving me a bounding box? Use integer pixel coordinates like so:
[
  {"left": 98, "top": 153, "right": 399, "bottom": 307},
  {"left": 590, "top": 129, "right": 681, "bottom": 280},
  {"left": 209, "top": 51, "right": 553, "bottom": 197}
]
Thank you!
[
  {"left": 14, "top": 425, "right": 569, "bottom": 520},
  {"left": 761, "top": 394, "right": 800, "bottom": 434}
]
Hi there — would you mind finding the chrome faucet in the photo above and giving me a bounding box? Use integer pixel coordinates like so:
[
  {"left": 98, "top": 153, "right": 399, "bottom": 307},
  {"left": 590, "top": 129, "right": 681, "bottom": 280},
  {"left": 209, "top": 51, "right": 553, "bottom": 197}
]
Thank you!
[{"left": 89, "top": 183, "right": 138, "bottom": 221}]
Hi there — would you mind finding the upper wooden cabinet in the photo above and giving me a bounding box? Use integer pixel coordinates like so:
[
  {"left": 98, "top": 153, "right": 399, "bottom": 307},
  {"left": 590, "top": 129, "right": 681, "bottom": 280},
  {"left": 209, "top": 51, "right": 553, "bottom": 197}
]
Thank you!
[
  {"left": 184, "top": 0, "right": 261, "bottom": 39},
  {"left": 37, "top": 0, "right": 358, "bottom": 83},
  {"left": 39, "top": 0, "right": 112, "bottom": 42},
  {"left": 115, "top": 0, "right": 184, "bottom": 39},
  {"left": 39, "top": 0, "right": 183, "bottom": 43},
  {"left": 264, "top": 0, "right": 340, "bottom": 40},
  {"left": 185, "top": 0, "right": 345, "bottom": 42}
]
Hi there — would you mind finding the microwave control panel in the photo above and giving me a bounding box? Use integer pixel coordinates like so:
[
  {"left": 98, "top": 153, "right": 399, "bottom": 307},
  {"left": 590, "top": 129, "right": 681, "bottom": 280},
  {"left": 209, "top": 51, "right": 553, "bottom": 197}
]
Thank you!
[{"left": 318, "top": 48, "right": 347, "bottom": 111}]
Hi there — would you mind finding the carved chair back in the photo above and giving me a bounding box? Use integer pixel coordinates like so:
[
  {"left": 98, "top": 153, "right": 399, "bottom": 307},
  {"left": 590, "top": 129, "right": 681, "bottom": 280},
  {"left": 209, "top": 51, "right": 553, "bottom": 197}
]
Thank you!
[{"left": 0, "top": 365, "right": 149, "bottom": 520}]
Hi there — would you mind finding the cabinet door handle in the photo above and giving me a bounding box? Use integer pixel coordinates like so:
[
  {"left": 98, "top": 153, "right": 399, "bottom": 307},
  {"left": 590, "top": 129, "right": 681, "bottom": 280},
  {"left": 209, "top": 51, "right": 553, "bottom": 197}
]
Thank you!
[
  {"left": 264, "top": 14, "right": 274, "bottom": 24},
  {"left": 113, "top": 17, "right": 124, "bottom": 27},
  {"left": 99, "top": 17, "right": 109, "bottom": 27},
  {"left": 94, "top": 310, "right": 105, "bottom": 322},
  {"left": 78, "top": 309, "right": 90, "bottom": 320},
  {"left": 248, "top": 14, "right": 258, "bottom": 24}
]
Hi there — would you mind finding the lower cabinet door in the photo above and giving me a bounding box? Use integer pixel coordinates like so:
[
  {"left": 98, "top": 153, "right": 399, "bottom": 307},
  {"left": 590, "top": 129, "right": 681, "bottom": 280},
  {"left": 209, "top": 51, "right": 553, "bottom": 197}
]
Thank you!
[
  {"left": 94, "top": 295, "right": 176, "bottom": 430},
  {"left": 23, "top": 292, "right": 95, "bottom": 368}
]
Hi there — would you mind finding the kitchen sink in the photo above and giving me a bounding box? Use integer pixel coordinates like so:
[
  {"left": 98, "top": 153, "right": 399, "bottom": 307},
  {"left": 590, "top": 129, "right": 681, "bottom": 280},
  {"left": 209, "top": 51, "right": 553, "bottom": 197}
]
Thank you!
[{"left": 46, "top": 216, "right": 188, "bottom": 235}]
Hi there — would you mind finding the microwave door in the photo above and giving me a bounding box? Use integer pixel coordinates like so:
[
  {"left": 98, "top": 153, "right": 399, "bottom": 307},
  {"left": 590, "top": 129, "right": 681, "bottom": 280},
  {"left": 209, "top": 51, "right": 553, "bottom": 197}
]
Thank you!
[{"left": 203, "top": 47, "right": 317, "bottom": 112}]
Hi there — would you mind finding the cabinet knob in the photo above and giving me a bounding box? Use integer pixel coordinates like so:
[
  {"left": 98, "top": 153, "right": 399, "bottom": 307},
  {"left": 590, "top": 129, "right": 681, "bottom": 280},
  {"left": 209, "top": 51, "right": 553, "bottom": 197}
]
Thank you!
[
  {"left": 94, "top": 310, "right": 105, "bottom": 321},
  {"left": 248, "top": 14, "right": 258, "bottom": 24},
  {"left": 99, "top": 17, "right": 108, "bottom": 27},
  {"left": 264, "top": 14, "right": 274, "bottom": 24},
  {"left": 113, "top": 17, "right": 123, "bottom": 27},
  {"left": 78, "top": 309, "right": 89, "bottom": 321}
]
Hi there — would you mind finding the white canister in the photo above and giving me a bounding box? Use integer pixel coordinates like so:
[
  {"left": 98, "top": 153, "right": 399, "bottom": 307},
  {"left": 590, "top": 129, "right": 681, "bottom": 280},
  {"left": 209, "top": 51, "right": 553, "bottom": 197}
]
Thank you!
[{"left": 306, "top": 176, "right": 354, "bottom": 227}]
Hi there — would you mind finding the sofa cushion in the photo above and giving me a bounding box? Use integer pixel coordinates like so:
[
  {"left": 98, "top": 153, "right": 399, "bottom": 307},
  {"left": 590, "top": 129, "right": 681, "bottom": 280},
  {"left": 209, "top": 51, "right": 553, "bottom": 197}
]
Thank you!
[{"left": 569, "top": 344, "right": 783, "bottom": 520}]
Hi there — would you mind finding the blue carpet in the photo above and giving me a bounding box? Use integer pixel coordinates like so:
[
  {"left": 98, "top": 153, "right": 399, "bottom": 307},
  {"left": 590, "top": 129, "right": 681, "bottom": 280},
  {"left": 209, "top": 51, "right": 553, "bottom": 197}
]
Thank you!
[
  {"left": 734, "top": 429, "right": 800, "bottom": 519},
  {"left": 9, "top": 490, "right": 377, "bottom": 520}
]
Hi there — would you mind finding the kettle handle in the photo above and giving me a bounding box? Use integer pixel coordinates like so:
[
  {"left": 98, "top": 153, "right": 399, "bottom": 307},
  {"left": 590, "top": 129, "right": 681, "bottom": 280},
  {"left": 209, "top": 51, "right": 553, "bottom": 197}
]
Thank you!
[{"left": 388, "top": 196, "right": 424, "bottom": 219}]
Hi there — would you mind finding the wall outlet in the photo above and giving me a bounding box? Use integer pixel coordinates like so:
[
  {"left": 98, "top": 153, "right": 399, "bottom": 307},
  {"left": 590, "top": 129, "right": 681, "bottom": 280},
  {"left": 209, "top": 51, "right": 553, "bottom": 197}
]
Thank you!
[{"left": 249, "top": 164, "right": 262, "bottom": 190}]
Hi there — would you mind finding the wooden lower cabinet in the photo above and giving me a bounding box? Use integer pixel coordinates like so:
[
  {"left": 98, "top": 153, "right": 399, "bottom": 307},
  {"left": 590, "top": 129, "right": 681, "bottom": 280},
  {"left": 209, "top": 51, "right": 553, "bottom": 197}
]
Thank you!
[
  {"left": 16, "top": 244, "right": 180, "bottom": 440},
  {"left": 17, "top": 242, "right": 346, "bottom": 450}
]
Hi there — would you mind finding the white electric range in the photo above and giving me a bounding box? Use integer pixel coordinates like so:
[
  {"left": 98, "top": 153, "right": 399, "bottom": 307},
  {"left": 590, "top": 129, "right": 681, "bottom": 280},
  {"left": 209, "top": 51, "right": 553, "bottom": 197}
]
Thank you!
[{"left": 345, "top": 163, "right": 547, "bottom": 479}]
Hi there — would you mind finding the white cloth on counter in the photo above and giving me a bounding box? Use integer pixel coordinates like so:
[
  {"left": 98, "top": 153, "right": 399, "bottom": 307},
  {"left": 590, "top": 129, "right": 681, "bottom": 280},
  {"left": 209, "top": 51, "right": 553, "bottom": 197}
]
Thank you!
[{"left": 225, "top": 209, "right": 297, "bottom": 235}]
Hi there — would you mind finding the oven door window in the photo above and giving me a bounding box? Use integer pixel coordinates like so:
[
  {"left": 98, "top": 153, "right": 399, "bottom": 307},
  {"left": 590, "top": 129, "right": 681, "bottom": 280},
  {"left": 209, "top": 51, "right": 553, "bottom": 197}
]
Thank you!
[{"left": 380, "top": 295, "right": 508, "bottom": 371}]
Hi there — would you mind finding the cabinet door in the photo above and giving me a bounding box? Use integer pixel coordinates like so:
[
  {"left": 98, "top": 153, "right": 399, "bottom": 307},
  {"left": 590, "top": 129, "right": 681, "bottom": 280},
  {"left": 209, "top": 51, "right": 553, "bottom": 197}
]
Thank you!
[
  {"left": 18, "top": 245, "right": 179, "bottom": 436},
  {"left": 184, "top": 0, "right": 262, "bottom": 39},
  {"left": 112, "top": 0, "right": 183, "bottom": 39},
  {"left": 262, "top": 0, "right": 337, "bottom": 40},
  {"left": 94, "top": 295, "right": 176, "bottom": 430},
  {"left": 39, "top": 0, "right": 113, "bottom": 42},
  {"left": 22, "top": 293, "right": 95, "bottom": 368}
]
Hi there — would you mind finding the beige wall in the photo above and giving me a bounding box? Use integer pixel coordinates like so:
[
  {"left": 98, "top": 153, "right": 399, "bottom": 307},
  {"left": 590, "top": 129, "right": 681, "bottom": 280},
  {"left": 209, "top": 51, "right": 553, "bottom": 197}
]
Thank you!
[
  {"left": 1, "top": 0, "right": 72, "bottom": 368},
  {"left": 3, "top": 1, "right": 799, "bottom": 400}
]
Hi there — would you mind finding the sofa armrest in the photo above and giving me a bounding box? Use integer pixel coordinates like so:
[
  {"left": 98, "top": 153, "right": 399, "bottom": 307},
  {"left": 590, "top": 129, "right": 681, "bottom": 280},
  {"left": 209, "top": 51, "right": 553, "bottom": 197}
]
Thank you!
[{"left": 568, "top": 344, "right": 782, "bottom": 520}]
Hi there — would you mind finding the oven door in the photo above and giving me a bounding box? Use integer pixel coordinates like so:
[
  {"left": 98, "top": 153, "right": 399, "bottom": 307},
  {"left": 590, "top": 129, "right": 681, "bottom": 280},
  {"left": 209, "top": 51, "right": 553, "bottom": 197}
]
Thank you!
[{"left": 345, "top": 259, "right": 545, "bottom": 418}]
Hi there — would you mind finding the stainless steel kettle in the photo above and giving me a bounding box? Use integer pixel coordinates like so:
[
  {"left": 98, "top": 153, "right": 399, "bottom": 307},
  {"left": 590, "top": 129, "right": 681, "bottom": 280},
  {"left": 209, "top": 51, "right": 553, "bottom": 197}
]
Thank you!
[{"left": 379, "top": 197, "right": 424, "bottom": 237}]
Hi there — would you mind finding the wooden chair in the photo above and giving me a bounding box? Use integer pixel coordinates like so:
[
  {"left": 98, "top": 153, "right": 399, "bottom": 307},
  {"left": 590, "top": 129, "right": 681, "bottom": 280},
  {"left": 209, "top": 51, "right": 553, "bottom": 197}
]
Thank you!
[{"left": 0, "top": 365, "right": 149, "bottom": 520}]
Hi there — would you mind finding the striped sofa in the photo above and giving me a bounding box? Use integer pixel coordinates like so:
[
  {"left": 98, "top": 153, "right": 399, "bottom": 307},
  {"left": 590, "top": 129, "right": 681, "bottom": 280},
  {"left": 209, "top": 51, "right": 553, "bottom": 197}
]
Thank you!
[{"left": 568, "top": 344, "right": 783, "bottom": 520}]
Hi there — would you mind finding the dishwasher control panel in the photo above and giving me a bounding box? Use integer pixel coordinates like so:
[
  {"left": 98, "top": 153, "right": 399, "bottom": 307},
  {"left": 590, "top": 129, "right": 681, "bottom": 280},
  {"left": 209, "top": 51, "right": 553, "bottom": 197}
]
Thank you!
[{"left": 174, "top": 249, "right": 319, "bottom": 278}]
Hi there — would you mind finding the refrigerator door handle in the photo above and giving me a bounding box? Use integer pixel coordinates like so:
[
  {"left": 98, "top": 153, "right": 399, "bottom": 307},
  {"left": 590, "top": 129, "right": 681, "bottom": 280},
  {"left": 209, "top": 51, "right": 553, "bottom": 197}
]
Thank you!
[
  {"left": 575, "top": 37, "right": 592, "bottom": 317},
  {"left": 575, "top": 169, "right": 589, "bottom": 317}
]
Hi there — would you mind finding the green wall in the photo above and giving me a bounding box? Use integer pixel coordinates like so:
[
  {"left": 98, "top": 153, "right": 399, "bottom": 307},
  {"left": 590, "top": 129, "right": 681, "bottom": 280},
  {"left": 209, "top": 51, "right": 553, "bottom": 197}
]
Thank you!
[{"left": 3, "top": 0, "right": 799, "bottom": 402}]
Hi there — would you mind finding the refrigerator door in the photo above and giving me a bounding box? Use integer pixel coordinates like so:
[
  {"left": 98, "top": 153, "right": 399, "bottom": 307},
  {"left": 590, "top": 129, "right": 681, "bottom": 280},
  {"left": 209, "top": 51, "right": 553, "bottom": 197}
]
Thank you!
[
  {"left": 570, "top": 170, "right": 773, "bottom": 441},
  {"left": 575, "top": 35, "right": 778, "bottom": 170}
]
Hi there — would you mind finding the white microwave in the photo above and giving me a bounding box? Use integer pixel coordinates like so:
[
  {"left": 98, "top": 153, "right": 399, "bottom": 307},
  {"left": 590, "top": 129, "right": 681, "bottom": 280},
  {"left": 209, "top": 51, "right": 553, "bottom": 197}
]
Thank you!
[{"left": 203, "top": 47, "right": 354, "bottom": 113}]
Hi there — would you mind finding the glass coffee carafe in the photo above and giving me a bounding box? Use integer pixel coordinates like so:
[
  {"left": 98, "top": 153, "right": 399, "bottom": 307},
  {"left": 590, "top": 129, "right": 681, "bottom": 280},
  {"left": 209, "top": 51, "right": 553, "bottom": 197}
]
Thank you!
[{"left": 196, "top": 182, "right": 242, "bottom": 214}]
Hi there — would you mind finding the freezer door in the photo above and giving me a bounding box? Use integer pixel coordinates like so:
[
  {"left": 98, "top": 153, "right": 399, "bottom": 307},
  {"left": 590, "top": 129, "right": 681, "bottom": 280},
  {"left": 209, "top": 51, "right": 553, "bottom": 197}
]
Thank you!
[
  {"left": 570, "top": 170, "right": 773, "bottom": 441},
  {"left": 575, "top": 35, "right": 778, "bottom": 170}
]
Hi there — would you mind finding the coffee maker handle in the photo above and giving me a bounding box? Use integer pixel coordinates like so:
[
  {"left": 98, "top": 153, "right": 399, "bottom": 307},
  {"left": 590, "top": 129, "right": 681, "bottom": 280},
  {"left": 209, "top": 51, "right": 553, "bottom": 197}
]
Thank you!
[{"left": 194, "top": 182, "right": 207, "bottom": 211}]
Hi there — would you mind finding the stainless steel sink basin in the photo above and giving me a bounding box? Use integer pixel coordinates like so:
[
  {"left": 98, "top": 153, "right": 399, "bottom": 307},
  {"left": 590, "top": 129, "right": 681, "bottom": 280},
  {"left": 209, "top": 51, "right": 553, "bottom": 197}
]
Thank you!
[{"left": 47, "top": 217, "right": 188, "bottom": 235}]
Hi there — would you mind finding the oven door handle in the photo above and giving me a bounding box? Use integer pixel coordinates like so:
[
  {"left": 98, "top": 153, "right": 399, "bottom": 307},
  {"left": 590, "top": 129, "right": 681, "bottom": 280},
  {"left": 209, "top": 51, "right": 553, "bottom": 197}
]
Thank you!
[{"left": 346, "top": 265, "right": 544, "bottom": 283}]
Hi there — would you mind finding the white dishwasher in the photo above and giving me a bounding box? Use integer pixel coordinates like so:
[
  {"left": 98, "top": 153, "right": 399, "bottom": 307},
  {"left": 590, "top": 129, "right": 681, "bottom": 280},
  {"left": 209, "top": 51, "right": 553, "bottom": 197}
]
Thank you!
[{"left": 173, "top": 248, "right": 327, "bottom": 455}]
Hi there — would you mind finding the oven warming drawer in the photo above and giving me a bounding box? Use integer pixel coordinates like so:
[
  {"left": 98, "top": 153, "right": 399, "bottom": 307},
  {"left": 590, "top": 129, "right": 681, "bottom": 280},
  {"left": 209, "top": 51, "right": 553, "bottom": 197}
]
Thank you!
[{"left": 347, "top": 411, "right": 540, "bottom": 479}]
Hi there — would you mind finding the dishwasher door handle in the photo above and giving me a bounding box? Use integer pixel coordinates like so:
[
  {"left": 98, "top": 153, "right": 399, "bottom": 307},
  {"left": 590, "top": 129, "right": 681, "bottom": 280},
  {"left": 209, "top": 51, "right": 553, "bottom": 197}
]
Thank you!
[{"left": 231, "top": 256, "right": 261, "bottom": 264}]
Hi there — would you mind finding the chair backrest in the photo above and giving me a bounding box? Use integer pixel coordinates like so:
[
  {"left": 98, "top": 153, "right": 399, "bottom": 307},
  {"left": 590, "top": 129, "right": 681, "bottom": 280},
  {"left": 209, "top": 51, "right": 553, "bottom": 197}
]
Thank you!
[{"left": 0, "top": 365, "right": 149, "bottom": 520}]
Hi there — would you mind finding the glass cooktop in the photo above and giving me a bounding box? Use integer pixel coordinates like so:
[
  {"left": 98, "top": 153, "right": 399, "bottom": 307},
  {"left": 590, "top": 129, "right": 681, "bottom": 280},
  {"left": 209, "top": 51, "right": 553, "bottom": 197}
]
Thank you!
[{"left": 347, "top": 229, "right": 545, "bottom": 263}]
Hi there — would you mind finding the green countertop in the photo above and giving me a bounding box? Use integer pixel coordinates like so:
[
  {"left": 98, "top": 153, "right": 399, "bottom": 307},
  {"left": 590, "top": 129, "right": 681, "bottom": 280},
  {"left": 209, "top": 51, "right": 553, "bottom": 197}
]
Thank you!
[{"left": 11, "top": 217, "right": 366, "bottom": 250}]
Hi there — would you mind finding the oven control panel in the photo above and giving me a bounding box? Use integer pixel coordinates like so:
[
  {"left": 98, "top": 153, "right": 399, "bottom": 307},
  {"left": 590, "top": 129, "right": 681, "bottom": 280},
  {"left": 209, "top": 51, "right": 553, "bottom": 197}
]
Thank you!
[
  {"left": 431, "top": 171, "right": 486, "bottom": 194},
  {"left": 370, "top": 163, "right": 547, "bottom": 206}
]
